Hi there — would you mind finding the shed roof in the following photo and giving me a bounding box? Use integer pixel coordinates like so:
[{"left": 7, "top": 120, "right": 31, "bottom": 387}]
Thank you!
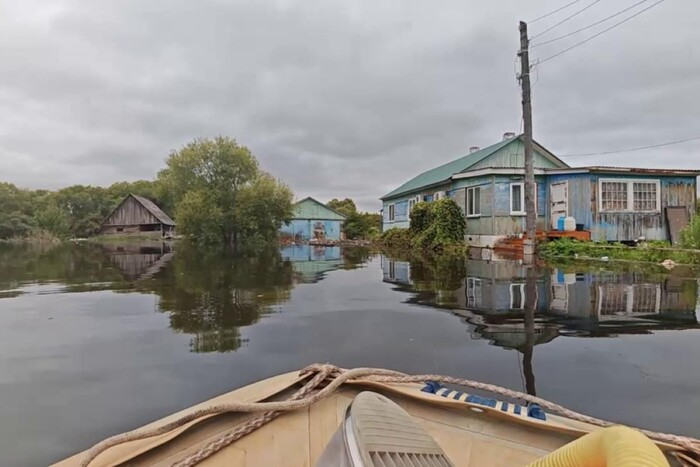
[
  {"left": 101, "top": 194, "right": 175, "bottom": 227},
  {"left": 292, "top": 197, "right": 347, "bottom": 221},
  {"left": 380, "top": 135, "right": 565, "bottom": 200},
  {"left": 131, "top": 195, "right": 176, "bottom": 226}
]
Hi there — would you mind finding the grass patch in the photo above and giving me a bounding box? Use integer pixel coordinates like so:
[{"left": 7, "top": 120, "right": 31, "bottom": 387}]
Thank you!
[{"left": 539, "top": 238, "right": 700, "bottom": 265}]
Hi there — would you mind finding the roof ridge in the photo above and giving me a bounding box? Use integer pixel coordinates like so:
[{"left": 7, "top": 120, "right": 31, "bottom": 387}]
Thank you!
[{"left": 380, "top": 137, "right": 516, "bottom": 200}]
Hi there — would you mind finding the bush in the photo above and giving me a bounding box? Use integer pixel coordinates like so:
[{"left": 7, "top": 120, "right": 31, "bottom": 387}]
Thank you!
[
  {"left": 409, "top": 202, "right": 431, "bottom": 234},
  {"left": 680, "top": 216, "right": 700, "bottom": 250},
  {"left": 381, "top": 198, "right": 466, "bottom": 251},
  {"left": 379, "top": 228, "right": 413, "bottom": 249}
]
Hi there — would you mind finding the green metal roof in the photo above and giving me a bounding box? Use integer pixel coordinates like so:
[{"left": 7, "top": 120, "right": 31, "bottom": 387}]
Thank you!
[
  {"left": 292, "top": 197, "right": 347, "bottom": 220},
  {"left": 381, "top": 137, "right": 517, "bottom": 200}
]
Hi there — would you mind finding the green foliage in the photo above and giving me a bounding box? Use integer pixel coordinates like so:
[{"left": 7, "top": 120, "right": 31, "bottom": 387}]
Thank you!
[
  {"left": 378, "top": 228, "right": 413, "bottom": 249},
  {"left": 409, "top": 202, "right": 431, "bottom": 234},
  {"left": 326, "top": 198, "right": 381, "bottom": 240},
  {"left": 381, "top": 199, "right": 466, "bottom": 251},
  {"left": 326, "top": 198, "right": 357, "bottom": 218},
  {"left": 344, "top": 211, "right": 382, "bottom": 239},
  {"left": 680, "top": 215, "right": 700, "bottom": 250},
  {"left": 0, "top": 136, "right": 292, "bottom": 245},
  {"left": 412, "top": 198, "right": 466, "bottom": 249},
  {"left": 34, "top": 204, "right": 71, "bottom": 238},
  {"left": 539, "top": 238, "right": 700, "bottom": 265},
  {"left": 0, "top": 180, "right": 165, "bottom": 240},
  {"left": 175, "top": 191, "right": 225, "bottom": 245},
  {"left": 158, "top": 136, "right": 293, "bottom": 246}
]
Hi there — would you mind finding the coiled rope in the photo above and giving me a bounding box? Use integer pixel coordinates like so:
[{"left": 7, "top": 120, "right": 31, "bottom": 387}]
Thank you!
[{"left": 80, "top": 364, "right": 700, "bottom": 467}]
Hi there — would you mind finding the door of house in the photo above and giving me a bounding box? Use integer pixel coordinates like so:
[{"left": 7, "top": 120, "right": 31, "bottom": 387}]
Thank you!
[{"left": 550, "top": 181, "right": 568, "bottom": 230}]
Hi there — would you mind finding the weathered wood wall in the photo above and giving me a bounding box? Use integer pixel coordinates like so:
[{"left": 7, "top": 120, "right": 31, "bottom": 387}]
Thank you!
[
  {"left": 103, "top": 197, "right": 160, "bottom": 226},
  {"left": 545, "top": 173, "right": 697, "bottom": 242}
]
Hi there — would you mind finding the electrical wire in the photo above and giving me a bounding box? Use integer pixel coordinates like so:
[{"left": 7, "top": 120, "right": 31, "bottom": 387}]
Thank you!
[
  {"left": 531, "top": 0, "right": 601, "bottom": 40},
  {"left": 531, "top": 0, "right": 649, "bottom": 49},
  {"left": 559, "top": 135, "right": 700, "bottom": 157},
  {"left": 537, "top": 0, "right": 667, "bottom": 64},
  {"left": 528, "top": 0, "right": 584, "bottom": 24}
]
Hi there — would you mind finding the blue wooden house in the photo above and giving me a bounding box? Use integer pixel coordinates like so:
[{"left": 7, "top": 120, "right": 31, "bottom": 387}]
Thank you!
[
  {"left": 280, "top": 197, "right": 346, "bottom": 242},
  {"left": 381, "top": 133, "right": 699, "bottom": 246}
]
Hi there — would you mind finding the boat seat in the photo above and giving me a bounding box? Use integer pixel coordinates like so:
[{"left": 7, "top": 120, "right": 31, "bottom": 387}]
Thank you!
[{"left": 316, "top": 391, "right": 455, "bottom": 467}]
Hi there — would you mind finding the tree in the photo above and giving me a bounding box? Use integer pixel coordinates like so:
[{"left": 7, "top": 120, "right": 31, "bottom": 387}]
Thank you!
[
  {"left": 327, "top": 198, "right": 382, "bottom": 239},
  {"left": 158, "top": 136, "right": 293, "bottom": 245},
  {"left": 326, "top": 198, "right": 357, "bottom": 218}
]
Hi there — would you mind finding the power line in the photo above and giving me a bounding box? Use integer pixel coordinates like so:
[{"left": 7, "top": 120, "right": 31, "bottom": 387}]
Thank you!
[
  {"left": 531, "top": 0, "right": 601, "bottom": 40},
  {"left": 560, "top": 135, "right": 700, "bottom": 157},
  {"left": 537, "top": 0, "right": 667, "bottom": 64},
  {"left": 528, "top": 0, "right": 584, "bottom": 24},
  {"left": 531, "top": 0, "right": 649, "bottom": 49}
]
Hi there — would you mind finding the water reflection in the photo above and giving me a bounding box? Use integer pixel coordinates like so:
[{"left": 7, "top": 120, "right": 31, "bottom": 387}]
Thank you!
[
  {"left": 102, "top": 242, "right": 174, "bottom": 281},
  {"left": 382, "top": 256, "right": 700, "bottom": 395},
  {"left": 382, "top": 257, "right": 700, "bottom": 337}
]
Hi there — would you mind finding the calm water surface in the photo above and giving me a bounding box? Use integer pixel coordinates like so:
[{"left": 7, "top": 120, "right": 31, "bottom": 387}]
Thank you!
[{"left": 1, "top": 242, "right": 699, "bottom": 466}]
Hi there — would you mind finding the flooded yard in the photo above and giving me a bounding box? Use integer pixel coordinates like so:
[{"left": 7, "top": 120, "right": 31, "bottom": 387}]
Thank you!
[{"left": 1, "top": 242, "right": 699, "bottom": 466}]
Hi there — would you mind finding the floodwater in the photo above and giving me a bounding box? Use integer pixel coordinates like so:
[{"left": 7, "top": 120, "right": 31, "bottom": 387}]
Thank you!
[{"left": 1, "top": 242, "right": 699, "bottom": 466}]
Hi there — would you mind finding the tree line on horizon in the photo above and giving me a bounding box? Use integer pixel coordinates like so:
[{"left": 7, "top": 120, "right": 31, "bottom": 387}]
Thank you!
[{"left": 0, "top": 137, "right": 380, "bottom": 245}]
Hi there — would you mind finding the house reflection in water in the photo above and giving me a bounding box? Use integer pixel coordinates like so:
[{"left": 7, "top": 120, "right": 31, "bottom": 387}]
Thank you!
[
  {"left": 381, "top": 257, "right": 700, "bottom": 336},
  {"left": 382, "top": 258, "right": 700, "bottom": 350},
  {"left": 382, "top": 256, "right": 700, "bottom": 395},
  {"left": 102, "top": 243, "right": 174, "bottom": 281},
  {"left": 281, "top": 245, "right": 344, "bottom": 284}
]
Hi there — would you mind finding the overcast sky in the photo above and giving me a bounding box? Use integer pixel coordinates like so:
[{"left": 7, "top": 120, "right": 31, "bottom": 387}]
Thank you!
[{"left": 1, "top": 0, "right": 698, "bottom": 210}]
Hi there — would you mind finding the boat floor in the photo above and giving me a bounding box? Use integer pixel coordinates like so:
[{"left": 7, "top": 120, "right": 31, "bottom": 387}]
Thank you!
[{"left": 53, "top": 371, "right": 684, "bottom": 467}]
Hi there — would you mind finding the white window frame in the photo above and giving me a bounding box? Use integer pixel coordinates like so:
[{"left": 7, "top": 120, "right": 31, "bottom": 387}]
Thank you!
[
  {"left": 510, "top": 182, "right": 537, "bottom": 216},
  {"left": 408, "top": 198, "right": 416, "bottom": 213},
  {"left": 466, "top": 186, "right": 481, "bottom": 218},
  {"left": 598, "top": 178, "right": 660, "bottom": 213},
  {"left": 388, "top": 204, "right": 395, "bottom": 222}
]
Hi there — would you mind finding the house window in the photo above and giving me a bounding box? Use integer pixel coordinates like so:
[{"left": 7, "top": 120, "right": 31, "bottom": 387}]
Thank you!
[
  {"left": 600, "top": 181, "right": 628, "bottom": 211},
  {"left": 388, "top": 204, "right": 395, "bottom": 222},
  {"left": 510, "top": 183, "right": 536, "bottom": 216},
  {"left": 633, "top": 182, "right": 658, "bottom": 211},
  {"left": 466, "top": 187, "right": 481, "bottom": 217},
  {"left": 599, "top": 179, "right": 660, "bottom": 212},
  {"left": 511, "top": 183, "right": 523, "bottom": 214},
  {"left": 408, "top": 198, "right": 416, "bottom": 213},
  {"left": 510, "top": 283, "right": 525, "bottom": 309}
]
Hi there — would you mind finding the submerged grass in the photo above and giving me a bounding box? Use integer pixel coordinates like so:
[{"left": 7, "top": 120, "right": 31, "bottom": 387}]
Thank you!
[{"left": 539, "top": 238, "right": 700, "bottom": 266}]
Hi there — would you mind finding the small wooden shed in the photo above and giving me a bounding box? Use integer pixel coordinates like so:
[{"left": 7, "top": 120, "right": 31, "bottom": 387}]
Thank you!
[{"left": 100, "top": 194, "right": 175, "bottom": 237}]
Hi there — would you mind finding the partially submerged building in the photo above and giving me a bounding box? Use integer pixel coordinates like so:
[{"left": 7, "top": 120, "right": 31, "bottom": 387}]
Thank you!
[
  {"left": 279, "top": 197, "right": 346, "bottom": 242},
  {"left": 99, "top": 194, "right": 175, "bottom": 237},
  {"left": 381, "top": 133, "right": 699, "bottom": 246}
]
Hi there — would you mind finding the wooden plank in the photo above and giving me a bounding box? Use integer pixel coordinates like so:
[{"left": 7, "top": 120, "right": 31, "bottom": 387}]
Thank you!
[
  {"left": 666, "top": 206, "right": 690, "bottom": 245},
  {"left": 308, "top": 396, "right": 341, "bottom": 462}
]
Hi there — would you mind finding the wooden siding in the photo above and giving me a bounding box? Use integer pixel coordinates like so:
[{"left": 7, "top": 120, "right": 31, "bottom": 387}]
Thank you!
[
  {"left": 103, "top": 197, "right": 160, "bottom": 226},
  {"left": 469, "top": 141, "right": 561, "bottom": 171},
  {"left": 590, "top": 175, "right": 696, "bottom": 242},
  {"left": 546, "top": 173, "right": 697, "bottom": 242}
]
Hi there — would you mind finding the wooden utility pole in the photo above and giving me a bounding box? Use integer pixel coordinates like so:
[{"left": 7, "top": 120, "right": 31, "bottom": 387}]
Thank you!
[{"left": 519, "top": 21, "right": 536, "bottom": 259}]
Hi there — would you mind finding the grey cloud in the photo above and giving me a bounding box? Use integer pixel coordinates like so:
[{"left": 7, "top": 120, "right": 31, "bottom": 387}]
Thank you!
[{"left": 1, "top": 0, "right": 698, "bottom": 210}]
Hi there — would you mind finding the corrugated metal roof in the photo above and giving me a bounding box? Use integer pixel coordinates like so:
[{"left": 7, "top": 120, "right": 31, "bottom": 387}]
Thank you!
[
  {"left": 381, "top": 137, "right": 516, "bottom": 200},
  {"left": 293, "top": 197, "right": 347, "bottom": 220},
  {"left": 131, "top": 194, "right": 176, "bottom": 226},
  {"left": 546, "top": 166, "right": 700, "bottom": 175}
]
